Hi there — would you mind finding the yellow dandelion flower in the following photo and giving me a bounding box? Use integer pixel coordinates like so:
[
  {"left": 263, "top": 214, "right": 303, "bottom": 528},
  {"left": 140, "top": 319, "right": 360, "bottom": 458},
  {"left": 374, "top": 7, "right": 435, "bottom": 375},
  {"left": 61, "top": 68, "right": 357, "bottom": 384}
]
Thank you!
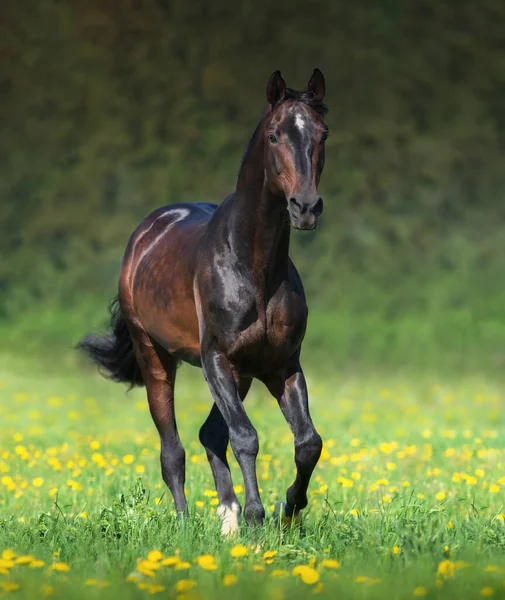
[
  {"left": 43, "top": 585, "right": 54, "bottom": 596},
  {"left": 51, "top": 562, "right": 70, "bottom": 572},
  {"left": 437, "top": 560, "right": 454, "bottom": 579},
  {"left": 234, "top": 485, "right": 243, "bottom": 494},
  {"left": 210, "top": 498, "right": 219, "bottom": 506},
  {"left": 489, "top": 484, "right": 500, "bottom": 493},
  {"left": 175, "top": 561, "right": 191, "bottom": 570},
  {"left": 480, "top": 587, "right": 494, "bottom": 597},
  {"left": 15, "top": 555, "right": 34, "bottom": 565},
  {"left": 29, "top": 560, "right": 45, "bottom": 568},
  {"left": 263, "top": 550, "right": 278, "bottom": 560},
  {"left": 147, "top": 550, "right": 163, "bottom": 562},
  {"left": 123, "top": 454, "right": 134, "bottom": 465},
  {"left": 230, "top": 545, "right": 248, "bottom": 558},
  {"left": 313, "top": 582, "right": 324, "bottom": 594},
  {"left": 436, "top": 492, "right": 446, "bottom": 501},
  {"left": 413, "top": 587, "right": 427, "bottom": 596},
  {"left": 175, "top": 580, "right": 197, "bottom": 593},
  {"left": 136, "top": 465, "right": 145, "bottom": 474},
  {"left": 154, "top": 498, "right": 162, "bottom": 505},
  {"left": 2, "top": 550, "right": 16, "bottom": 560},
  {"left": 223, "top": 574, "right": 238, "bottom": 586},
  {"left": 90, "top": 440, "right": 100, "bottom": 450},
  {"left": 1, "top": 582, "right": 20, "bottom": 592},
  {"left": 195, "top": 554, "right": 217, "bottom": 571},
  {"left": 203, "top": 489, "right": 217, "bottom": 497},
  {"left": 32, "top": 477, "right": 44, "bottom": 488},
  {"left": 148, "top": 584, "right": 165, "bottom": 594},
  {"left": 319, "top": 559, "right": 340, "bottom": 569},
  {"left": 195, "top": 501, "right": 204, "bottom": 508},
  {"left": 161, "top": 556, "right": 179, "bottom": 567},
  {"left": 293, "top": 565, "right": 320, "bottom": 585},
  {"left": 253, "top": 564, "right": 265, "bottom": 572},
  {"left": 271, "top": 569, "right": 289, "bottom": 578},
  {"left": 392, "top": 546, "right": 401, "bottom": 555},
  {"left": 355, "top": 576, "right": 368, "bottom": 583}
]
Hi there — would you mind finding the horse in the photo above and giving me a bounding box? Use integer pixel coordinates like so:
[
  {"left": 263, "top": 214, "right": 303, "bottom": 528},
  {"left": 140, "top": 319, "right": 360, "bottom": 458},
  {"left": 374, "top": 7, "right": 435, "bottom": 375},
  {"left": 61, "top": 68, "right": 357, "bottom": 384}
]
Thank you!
[{"left": 78, "top": 69, "right": 329, "bottom": 534}]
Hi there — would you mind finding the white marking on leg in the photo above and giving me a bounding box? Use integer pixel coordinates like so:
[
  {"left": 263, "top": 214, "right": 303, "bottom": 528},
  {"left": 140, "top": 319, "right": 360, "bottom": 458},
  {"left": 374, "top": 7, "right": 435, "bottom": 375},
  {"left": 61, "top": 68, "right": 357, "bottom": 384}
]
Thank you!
[{"left": 217, "top": 502, "right": 240, "bottom": 536}]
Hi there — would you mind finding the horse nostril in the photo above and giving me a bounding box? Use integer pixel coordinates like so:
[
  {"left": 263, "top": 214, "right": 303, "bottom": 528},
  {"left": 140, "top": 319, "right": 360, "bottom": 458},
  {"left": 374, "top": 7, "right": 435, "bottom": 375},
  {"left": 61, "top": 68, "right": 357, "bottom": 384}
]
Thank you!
[
  {"left": 289, "top": 197, "right": 302, "bottom": 212},
  {"left": 312, "top": 197, "right": 323, "bottom": 216}
]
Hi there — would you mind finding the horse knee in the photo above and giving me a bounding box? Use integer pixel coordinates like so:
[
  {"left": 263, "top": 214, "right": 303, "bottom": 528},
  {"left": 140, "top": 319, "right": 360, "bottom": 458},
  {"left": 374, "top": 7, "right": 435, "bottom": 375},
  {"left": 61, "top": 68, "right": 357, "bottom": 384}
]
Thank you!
[
  {"left": 295, "top": 430, "right": 322, "bottom": 474},
  {"left": 229, "top": 424, "right": 259, "bottom": 461}
]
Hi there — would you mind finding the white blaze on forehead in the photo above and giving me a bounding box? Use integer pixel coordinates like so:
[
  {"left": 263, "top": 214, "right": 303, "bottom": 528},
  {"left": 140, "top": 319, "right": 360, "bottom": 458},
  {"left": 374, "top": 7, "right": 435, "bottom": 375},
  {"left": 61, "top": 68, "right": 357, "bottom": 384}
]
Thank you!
[{"left": 295, "top": 111, "right": 306, "bottom": 132}]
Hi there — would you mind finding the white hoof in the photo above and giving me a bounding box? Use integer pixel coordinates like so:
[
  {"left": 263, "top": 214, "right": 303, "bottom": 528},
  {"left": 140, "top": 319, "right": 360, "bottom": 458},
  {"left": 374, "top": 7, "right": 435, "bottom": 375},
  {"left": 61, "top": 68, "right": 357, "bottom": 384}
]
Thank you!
[{"left": 217, "top": 502, "right": 240, "bottom": 536}]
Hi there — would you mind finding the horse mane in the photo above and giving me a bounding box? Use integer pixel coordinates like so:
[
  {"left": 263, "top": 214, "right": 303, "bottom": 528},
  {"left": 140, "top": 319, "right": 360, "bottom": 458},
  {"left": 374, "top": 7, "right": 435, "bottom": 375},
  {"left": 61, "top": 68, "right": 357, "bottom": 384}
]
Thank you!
[{"left": 276, "top": 88, "right": 329, "bottom": 117}]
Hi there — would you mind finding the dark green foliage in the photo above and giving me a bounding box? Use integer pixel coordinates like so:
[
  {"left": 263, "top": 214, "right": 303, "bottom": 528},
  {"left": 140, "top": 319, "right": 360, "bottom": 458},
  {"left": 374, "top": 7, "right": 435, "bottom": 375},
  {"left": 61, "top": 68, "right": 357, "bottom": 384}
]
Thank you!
[{"left": 1, "top": 1, "right": 505, "bottom": 369}]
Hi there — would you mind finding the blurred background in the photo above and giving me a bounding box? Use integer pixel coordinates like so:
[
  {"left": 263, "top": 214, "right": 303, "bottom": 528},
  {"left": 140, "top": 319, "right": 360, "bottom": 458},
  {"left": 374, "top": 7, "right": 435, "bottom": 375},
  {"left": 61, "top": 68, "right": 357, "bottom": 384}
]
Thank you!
[{"left": 1, "top": 0, "right": 505, "bottom": 376}]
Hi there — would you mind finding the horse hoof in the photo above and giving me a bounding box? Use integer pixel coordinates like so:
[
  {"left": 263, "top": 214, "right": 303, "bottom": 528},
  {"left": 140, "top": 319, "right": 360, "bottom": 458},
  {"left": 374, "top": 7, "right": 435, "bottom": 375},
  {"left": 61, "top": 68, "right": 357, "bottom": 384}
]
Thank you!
[
  {"left": 273, "top": 502, "right": 301, "bottom": 530},
  {"left": 217, "top": 502, "right": 240, "bottom": 536}
]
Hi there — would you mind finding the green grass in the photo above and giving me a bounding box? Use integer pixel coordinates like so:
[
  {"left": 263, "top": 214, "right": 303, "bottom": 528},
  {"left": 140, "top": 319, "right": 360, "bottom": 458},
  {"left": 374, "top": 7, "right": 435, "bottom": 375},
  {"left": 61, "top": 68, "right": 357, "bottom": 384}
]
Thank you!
[{"left": 0, "top": 354, "right": 504, "bottom": 599}]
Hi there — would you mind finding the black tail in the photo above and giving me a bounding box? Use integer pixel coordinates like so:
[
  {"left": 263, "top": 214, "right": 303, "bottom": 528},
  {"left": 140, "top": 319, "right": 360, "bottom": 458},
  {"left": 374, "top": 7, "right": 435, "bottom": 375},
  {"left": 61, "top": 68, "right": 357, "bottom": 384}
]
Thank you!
[{"left": 76, "top": 297, "right": 144, "bottom": 388}]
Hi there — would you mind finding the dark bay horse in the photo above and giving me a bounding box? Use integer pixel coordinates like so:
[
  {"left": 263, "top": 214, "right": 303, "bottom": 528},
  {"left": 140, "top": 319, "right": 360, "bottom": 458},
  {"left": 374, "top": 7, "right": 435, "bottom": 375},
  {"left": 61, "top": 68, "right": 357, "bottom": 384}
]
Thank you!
[{"left": 79, "top": 69, "right": 329, "bottom": 534}]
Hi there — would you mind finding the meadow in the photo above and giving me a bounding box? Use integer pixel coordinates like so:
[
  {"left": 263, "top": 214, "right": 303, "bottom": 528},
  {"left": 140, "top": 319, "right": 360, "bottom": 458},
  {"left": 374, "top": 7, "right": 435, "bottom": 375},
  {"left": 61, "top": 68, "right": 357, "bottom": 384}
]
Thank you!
[{"left": 0, "top": 353, "right": 504, "bottom": 599}]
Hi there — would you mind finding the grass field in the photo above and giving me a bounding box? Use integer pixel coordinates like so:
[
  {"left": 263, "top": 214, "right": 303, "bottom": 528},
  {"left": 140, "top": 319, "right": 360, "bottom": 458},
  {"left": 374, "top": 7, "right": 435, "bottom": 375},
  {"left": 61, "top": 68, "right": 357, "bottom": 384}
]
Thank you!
[{"left": 0, "top": 354, "right": 504, "bottom": 599}]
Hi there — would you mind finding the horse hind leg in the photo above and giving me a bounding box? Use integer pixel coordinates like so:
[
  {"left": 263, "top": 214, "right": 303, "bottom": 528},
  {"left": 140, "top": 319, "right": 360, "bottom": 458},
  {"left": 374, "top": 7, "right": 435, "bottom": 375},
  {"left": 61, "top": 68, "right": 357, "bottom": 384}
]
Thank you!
[
  {"left": 134, "top": 335, "right": 187, "bottom": 514},
  {"left": 199, "top": 377, "right": 252, "bottom": 535}
]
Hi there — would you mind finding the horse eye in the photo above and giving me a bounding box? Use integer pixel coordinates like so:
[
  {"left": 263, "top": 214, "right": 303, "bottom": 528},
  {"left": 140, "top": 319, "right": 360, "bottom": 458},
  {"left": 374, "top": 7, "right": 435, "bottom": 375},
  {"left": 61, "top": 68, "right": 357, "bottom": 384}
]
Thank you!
[{"left": 268, "top": 133, "right": 278, "bottom": 144}]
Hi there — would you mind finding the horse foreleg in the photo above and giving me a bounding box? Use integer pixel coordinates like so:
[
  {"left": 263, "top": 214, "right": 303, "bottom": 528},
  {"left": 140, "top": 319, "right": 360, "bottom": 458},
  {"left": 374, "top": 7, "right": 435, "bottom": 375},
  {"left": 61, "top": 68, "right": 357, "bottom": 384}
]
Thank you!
[
  {"left": 199, "top": 377, "right": 252, "bottom": 535},
  {"left": 201, "top": 347, "right": 264, "bottom": 526},
  {"left": 264, "top": 361, "right": 322, "bottom": 521}
]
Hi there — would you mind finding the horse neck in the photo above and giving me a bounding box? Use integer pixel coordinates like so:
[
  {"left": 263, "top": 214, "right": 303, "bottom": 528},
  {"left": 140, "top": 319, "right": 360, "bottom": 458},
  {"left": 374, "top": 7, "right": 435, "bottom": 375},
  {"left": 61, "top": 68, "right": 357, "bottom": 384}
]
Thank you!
[{"left": 228, "top": 126, "right": 291, "bottom": 287}]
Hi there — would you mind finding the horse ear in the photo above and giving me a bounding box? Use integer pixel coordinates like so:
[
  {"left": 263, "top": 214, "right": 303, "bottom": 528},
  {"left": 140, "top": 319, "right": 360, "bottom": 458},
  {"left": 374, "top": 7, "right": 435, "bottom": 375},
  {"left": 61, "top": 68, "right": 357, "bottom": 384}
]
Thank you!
[
  {"left": 266, "top": 70, "right": 286, "bottom": 107},
  {"left": 307, "top": 68, "right": 325, "bottom": 102}
]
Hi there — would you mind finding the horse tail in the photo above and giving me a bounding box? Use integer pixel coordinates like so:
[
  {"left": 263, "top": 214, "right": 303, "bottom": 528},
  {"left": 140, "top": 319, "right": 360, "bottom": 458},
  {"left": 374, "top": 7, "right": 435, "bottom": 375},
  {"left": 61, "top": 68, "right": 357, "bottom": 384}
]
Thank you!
[{"left": 76, "top": 297, "right": 144, "bottom": 388}]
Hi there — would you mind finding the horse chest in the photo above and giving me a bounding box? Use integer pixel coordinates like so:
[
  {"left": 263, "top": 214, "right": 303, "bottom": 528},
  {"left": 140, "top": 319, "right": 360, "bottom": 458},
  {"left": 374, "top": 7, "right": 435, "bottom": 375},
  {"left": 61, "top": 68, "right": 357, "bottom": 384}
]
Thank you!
[{"left": 226, "top": 284, "right": 307, "bottom": 372}]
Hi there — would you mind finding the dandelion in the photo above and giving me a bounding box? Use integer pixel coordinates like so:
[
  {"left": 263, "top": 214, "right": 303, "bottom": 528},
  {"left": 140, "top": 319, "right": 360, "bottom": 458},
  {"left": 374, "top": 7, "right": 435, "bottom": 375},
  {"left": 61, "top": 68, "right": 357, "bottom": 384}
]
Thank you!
[
  {"left": 271, "top": 570, "right": 289, "bottom": 578},
  {"left": 147, "top": 550, "right": 163, "bottom": 562},
  {"left": 175, "top": 580, "right": 197, "bottom": 593},
  {"left": 480, "top": 587, "right": 494, "bottom": 597},
  {"left": 30, "top": 560, "right": 45, "bottom": 568},
  {"left": 123, "top": 454, "right": 134, "bottom": 464},
  {"left": 195, "top": 554, "right": 217, "bottom": 571},
  {"left": 2, "top": 550, "right": 16, "bottom": 560},
  {"left": 392, "top": 546, "right": 401, "bottom": 555},
  {"left": 293, "top": 565, "right": 320, "bottom": 585},
  {"left": 436, "top": 492, "right": 446, "bottom": 501},
  {"left": 203, "top": 489, "right": 217, "bottom": 497},
  {"left": 32, "top": 477, "right": 44, "bottom": 488},
  {"left": 319, "top": 559, "right": 340, "bottom": 569},
  {"left": 223, "top": 574, "right": 238, "bottom": 586},
  {"left": 413, "top": 587, "right": 427, "bottom": 596},
  {"left": 15, "top": 555, "right": 34, "bottom": 565},
  {"left": 437, "top": 560, "right": 454, "bottom": 579},
  {"left": 230, "top": 545, "right": 248, "bottom": 558},
  {"left": 175, "top": 561, "right": 191, "bottom": 570},
  {"left": 43, "top": 585, "right": 54, "bottom": 596},
  {"left": 148, "top": 584, "right": 165, "bottom": 594},
  {"left": 161, "top": 556, "right": 180, "bottom": 567},
  {"left": 263, "top": 550, "right": 278, "bottom": 560},
  {"left": 51, "top": 562, "right": 70, "bottom": 572}
]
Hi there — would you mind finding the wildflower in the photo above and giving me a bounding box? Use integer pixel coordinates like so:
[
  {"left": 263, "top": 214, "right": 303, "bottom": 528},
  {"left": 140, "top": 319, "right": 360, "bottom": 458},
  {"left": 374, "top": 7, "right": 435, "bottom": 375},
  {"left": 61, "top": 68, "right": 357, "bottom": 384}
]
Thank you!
[
  {"left": 43, "top": 585, "right": 54, "bottom": 596},
  {"left": 195, "top": 555, "right": 217, "bottom": 571},
  {"left": 136, "top": 465, "right": 145, "bottom": 474},
  {"left": 15, "top": 555, "right": 34, "bottom": 565},
  {"left": 446, "top": 521, "right": 453, "bottom": 529},
  {"left": 293, "top": 565, "right": 320, "bottom": 584},
  {"left": 413, "top": 587, "right": 427, "bottom": 596},
  {"left": 123, "top": 454, "right": 134, "bottom": 464},
  {"left": 0, "top": 582, "right": 20, "bottom": 592},
  {"left": 392, "top": 546, "right": 401, "bottom": 555},
  {"left": 319, "top": 559, "right": 340, "bottom": 569},
  {"left": 30, "top": 560, "right": 45, "bottom": 568},
  {"left": 32, "top": 477, "right": 44, "bottom": 488},
  {"left": 195, "top": 501, "right": 204, "bottom": 508},
  {"left": 2, "top": 550, "right": 16, "bottom": 560},
  {"left": 489, "top": 484, "right": 500, "bottom": 493},
  {"left": 50, "top": 562, "right": 70, "bottom": 572},
  {"left": 436, "top": 492, "right": 446, "bottom": 501},
  {"left": 203, "top": 489, "right": 217, "bottom": 497},
  {"left": 271, "top": 570, "right": 289, "bottom": 578},
  {"left": 147, "top": 550, "right": 163, "bottom": 562},
  {"left": 161, "top": 556, "right": 179, "bottom": 567},
  {"left": 230, "top": 545, "right": 248, "bottom": 558},
  {"left": 175, "top": 561, "right": 191, "bottom": 570},
  {"left": 480, "top": 587, "right": 494, "bottom": 597},
  {"left": 437, "top": 560, "right": 454, "bottom": 579},
  {"left": 148, "top": 584, "right": 165, "bottom": 594},
  {"left": 223, "top": 574, "right": 238, "bottom": 586},
  {"left": 253, "top": 564, "right": 265, "bottom": 572},
  {"left": 263, "top": 550, "right": 278, "bottom": 560},
  {"left": 90, "top": 440, "right": 100, "bottom": 450},
  {"left": 175, "top": 580, "right": 197, "bottom": 593}
]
